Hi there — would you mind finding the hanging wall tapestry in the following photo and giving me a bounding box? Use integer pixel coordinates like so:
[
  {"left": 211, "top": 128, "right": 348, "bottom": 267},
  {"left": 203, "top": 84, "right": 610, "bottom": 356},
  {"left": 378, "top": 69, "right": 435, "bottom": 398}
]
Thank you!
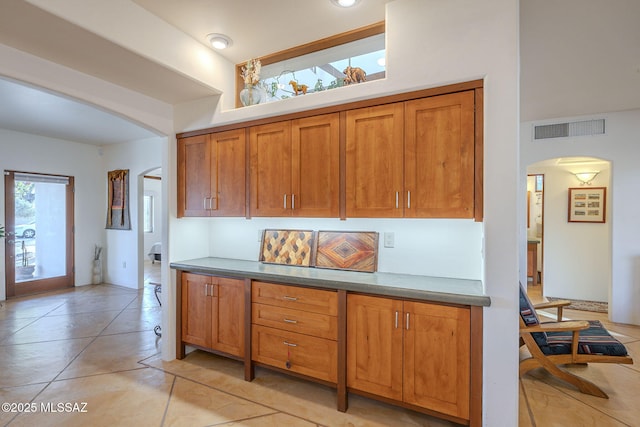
[{"left": 106, "top": 169, "right": 131, "bottom": 230}]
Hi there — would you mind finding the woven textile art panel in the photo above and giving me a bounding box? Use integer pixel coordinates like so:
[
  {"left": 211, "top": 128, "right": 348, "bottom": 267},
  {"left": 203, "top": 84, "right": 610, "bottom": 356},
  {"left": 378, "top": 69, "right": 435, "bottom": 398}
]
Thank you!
[
  {"left": 315, "top": 231, "right": 378, "bottom": 272},
  {"left": 259, "top": 229, "right": 315, "bottom": 267}
]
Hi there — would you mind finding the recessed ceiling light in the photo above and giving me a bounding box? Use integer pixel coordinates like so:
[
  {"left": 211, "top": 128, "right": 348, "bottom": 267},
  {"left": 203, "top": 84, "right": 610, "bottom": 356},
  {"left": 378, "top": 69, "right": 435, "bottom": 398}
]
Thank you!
[
  {"left": 207, "top": 33, "right": 232, "bottom": 50},
  {"left": 331, "top": 0, "right": 360, "bottom": 8}
]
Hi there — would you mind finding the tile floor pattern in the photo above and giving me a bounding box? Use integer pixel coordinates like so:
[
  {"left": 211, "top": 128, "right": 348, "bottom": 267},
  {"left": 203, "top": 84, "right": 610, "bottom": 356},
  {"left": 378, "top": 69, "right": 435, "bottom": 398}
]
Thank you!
[
  {"left": 521, "top": 286, "right": 640, "bottom": 427},
  {"left": 0, "top": 271, "right": 638, "bottom": 426}
]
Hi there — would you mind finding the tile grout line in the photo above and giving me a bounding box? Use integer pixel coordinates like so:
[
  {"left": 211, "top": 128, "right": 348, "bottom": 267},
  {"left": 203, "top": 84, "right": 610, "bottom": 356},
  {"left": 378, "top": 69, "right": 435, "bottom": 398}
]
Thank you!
[
  {"left": 138, "top": 360, "right": 328, "bottom": 427},
  {"left": 5, "top": 290, "right": 152, "bottom": 425},
  {"left": 0, "top": 298, "right": 68, "bottom": 345},
  {"left": 519, "top": 378, "right": 537, "bottom": 427},
  {"left": 158, "top": 375, "right": 177, "bottom": 427}
]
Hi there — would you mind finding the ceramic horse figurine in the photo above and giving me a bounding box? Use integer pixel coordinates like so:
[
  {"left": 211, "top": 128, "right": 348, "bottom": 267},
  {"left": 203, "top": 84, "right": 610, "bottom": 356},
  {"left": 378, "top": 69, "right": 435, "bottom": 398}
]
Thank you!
[{"left": 289, "top": 80, "right": 308, "bottom": 95}]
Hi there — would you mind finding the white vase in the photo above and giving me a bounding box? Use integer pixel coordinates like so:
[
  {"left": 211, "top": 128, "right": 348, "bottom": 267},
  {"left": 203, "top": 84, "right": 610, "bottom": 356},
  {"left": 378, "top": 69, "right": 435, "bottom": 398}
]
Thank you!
[
  {"left": 240, "top": 84, "right": 266, "bottom": 106},
  {"left": 92, "top": 259, "right": 102, "bottom": 285}
]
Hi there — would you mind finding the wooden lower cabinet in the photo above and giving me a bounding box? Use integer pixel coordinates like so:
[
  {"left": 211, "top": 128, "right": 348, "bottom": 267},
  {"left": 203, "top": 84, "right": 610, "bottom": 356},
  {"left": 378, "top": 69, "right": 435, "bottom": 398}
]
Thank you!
[
  {"left": 347, "top": 294, "right": 471, "bottom": 422},
  {"left": 177, "top": 272, "right": 480, "bottom": 425},
  {"left": 181, "top": 272, "right": 245, "bottom": 358},
  {"left": 252, "top": 325, "right": 338, "bottom": 382},
  {"left": 251, "top": 281, "right": 339, "bottom": 383}
]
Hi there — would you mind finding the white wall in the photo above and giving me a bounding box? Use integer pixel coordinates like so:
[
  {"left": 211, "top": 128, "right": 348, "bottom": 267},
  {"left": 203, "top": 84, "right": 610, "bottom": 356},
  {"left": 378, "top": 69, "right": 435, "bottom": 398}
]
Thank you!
[
  {"left": 203, "top": 217, "right": 483, "bottom": 280},
  {"left": 0, "top": 130, "right": 105, "bottom": 300},
  {"left": 102, "top": 138, "right": 163, "bottom": 289},
  {"left": 172, "top": 1, "right": 520, "bottom": 424},
  {"left": 521, "top": 109, "right": 640, "bottom": 325},
  {"left": 527, "top": 162, "right": 611, "bottom": 302}
]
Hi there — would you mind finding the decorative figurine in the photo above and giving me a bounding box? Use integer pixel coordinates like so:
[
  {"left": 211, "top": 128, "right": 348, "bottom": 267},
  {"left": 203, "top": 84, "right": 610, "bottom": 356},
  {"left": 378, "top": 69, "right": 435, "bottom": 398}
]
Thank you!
[
  {"left": 289, "top": 80, "right": 308, "bottom": 95},
  {"left": 343, "top": 66, "right": 367, "bottom": 84}
]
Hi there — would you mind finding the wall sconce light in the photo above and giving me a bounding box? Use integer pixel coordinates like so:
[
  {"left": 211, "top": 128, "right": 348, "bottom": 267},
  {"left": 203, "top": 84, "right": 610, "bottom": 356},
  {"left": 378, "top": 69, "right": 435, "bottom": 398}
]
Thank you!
[
  {"left": 573, "top": 171, "right": 599, "bottom": 185},
  {"left": 207, "top": 33, "right": 232, "bottom": 50}
]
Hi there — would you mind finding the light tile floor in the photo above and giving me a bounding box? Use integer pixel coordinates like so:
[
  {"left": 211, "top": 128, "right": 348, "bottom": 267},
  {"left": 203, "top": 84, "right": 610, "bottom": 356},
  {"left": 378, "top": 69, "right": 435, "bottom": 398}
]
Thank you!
[
  {"left": 0, "top": 273, "right": 637, "bottom": 426},
  {"left": 521, "top": 286, "right": 640, "bottom": 427}
]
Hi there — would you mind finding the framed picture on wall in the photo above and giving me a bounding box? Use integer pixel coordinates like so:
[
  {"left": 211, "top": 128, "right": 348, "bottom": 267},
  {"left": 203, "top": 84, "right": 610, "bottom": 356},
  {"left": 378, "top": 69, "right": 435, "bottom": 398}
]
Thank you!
[{"left": 568, "top": 187, "right": 606, "bottom": 223}]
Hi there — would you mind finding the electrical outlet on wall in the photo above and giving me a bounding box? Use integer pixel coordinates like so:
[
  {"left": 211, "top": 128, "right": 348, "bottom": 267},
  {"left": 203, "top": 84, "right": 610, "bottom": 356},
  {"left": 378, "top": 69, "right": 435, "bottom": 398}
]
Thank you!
[
  {"left": 384, "top": 232, "right": 395, "bottom": 248},
  {"left": 122, "top": 261, "right": 126, "bottom": 269}
]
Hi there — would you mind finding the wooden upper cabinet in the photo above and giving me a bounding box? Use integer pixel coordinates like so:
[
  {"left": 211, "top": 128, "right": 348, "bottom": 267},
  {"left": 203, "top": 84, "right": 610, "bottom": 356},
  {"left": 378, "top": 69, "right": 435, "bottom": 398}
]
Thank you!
[
  {"left": 250, "top": 121, "right": 292, "bottom": 216},
  {"left": 179, "top": 84, "right": 481, "bottom": 220},
  {"left": 291, "top": 114, "right": 340, "bottom": 217},
  {"left": 250, "top": 114, "right": 339, "bottom": 217},
  {"left": 405, "top": 91, "right": 475, "bottom": 218},
  {"left": 177, "top": 129, "right": 246, "bottom": 217},
  {"left": 210, "top": 130, "right": 247, "bottom": 216},
  {"left": 346, "top": 104, "right": 405, "bottom": 218},
  {"left": 178, "top": 134, "right": 211, "bottom": 217}
]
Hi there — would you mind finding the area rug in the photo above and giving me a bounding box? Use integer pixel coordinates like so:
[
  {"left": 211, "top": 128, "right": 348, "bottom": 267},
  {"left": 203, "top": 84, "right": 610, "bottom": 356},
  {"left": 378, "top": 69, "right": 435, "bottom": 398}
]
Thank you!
[{"left": 547, "top": 297, "right": 608, "bottom": 313}]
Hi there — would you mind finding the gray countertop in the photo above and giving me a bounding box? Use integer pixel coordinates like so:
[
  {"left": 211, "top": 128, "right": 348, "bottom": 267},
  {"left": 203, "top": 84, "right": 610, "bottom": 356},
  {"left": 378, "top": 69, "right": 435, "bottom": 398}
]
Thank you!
[{"left": 170, "top": 257, "right": 490, "bottom": 307}]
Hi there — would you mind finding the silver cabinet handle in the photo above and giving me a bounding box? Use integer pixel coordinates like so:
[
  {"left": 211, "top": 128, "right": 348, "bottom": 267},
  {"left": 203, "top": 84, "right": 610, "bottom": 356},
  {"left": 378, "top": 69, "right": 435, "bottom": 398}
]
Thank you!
[
  {"left": 292, "top": 194, "right": 295, "bottom": 210},
  {"left": 395, "top": 311, "right": 399, "bottom": 328},
  {"left": 283, "top": 194, "right": 287, "bottom": 209},
  {"left": 283, "top": 318, "right": 298, "bottom": 324},
  {"left": 203, "top": 197, "right": 208, "bottom": 210},
  {"left": 283, "top": 341, "right": 298, "bottom": 347},
  {"left": 406, "top": 312, "right": 410, "bottom": 330},
  {"left": 395, "top": 191, "right": 399, "bottom": 209},
  {"left": 209, "top": 197, "right": 214, "bottom": 210},
  {"left": 204, "top": 284, "right": 208, "bottom": 297},
  {"left": 407, "top": 191, "right": 411, "bottom": 209},
  {"left": 283, "top": 295, "right": 298, "bottom": 301}
]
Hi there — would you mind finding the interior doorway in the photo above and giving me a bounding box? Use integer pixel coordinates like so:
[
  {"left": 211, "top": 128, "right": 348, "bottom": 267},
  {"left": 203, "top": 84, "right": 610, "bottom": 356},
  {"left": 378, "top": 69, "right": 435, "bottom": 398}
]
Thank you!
[
  {"left": 4, "top": 171, "right": 74, "bottom": 297},
  {"left": 526, "top": 157, "right": 610, "bottom": 305},
  {"left": 526, "top": 174, "right": 544, "bottom": 294},
  {"left": 142, "top": 168, "right": 162, "bottom": 287}
]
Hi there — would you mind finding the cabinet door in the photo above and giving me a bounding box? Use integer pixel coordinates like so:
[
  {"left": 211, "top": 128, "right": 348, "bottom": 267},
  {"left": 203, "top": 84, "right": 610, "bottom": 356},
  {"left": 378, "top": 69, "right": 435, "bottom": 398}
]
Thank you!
[
  {"left": 250, "top": 121, "right": 292, "bottom": 216},
  {"left": 181, "top": 273, "right": 211, "bottom": 348},
  {"left": 210, "top": 129, "right": 246, "bottom": 217},
  {"left": 346, "top": 103, "right": 404, "bottom": 217},
  {"left": 405, "top": 91, "right": 475, "bottom": 218},
  {"left": 347, "top": 294, "right": 403, "bottom": 400},
  {"left": 177, "top": 135, "right": 211, "bottom": 217},
  {"left": 403, "top": 301, "right": 470, "bottom": 419},
  {"left": 291, "top": 113, "right": 340, "bottom": 217},
  {"left": 211, "top": 278, "right": 245, "bottom": 357}
]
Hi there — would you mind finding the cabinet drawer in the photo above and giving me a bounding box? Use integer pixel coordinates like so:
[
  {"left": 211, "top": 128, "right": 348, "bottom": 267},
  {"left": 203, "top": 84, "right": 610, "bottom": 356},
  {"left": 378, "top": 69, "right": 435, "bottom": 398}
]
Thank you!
[
  {"left": 252, "top": 303, "right": 337, "bottom": 340},
  {"left": 252, "top": 325, "right": 337, "bottom": 383},
  {"left": 252, "top": 281, "right": 338, "bottom": 316}
]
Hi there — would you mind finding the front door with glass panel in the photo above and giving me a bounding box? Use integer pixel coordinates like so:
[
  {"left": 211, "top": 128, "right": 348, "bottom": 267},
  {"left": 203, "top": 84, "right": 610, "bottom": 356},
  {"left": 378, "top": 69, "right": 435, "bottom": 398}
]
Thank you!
[{"left": 4, "top": 171, "right": 74, "bottom": 297}]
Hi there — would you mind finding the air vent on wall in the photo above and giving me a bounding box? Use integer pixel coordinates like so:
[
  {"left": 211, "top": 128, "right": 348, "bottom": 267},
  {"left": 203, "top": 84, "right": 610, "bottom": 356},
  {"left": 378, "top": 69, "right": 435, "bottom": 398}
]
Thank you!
[{"left": 534, "top": 119, "right": 605, "bottom": 140}]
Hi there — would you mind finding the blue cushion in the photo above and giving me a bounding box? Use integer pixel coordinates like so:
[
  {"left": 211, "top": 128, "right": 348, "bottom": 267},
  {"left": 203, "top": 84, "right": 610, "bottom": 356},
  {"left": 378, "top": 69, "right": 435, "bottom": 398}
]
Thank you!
[
  {"left": 519, "top": 283, "right": 548, "bottom": 347},
  {"left": 541, "top": 320, "right": 629, "bottom": 356}
]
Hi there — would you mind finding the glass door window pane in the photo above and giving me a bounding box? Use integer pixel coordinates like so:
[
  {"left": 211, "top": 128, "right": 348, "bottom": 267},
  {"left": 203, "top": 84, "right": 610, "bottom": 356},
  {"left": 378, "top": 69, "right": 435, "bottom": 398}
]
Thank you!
[{"left": 14, "top": 175, "right": 67, "bottom": 283}]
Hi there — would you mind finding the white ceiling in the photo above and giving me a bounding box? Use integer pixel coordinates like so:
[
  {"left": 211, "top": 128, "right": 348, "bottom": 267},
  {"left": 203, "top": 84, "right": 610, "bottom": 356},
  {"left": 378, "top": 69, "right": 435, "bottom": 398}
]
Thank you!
[{"left": 0, "top": 0, "right": 638, "bottom": 145}]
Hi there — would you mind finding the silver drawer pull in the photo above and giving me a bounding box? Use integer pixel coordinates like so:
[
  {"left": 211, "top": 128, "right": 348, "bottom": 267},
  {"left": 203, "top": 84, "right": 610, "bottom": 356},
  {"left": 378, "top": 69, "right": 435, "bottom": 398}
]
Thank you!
[
  {"left": 282, "top": 296, "right": 298, "bottom": 301},
  {"left": 283, "top": 341, "right": 298, "bottom": 347},
  {"left": 283, "top": 318, "right": 298, "bottom": 324}
]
